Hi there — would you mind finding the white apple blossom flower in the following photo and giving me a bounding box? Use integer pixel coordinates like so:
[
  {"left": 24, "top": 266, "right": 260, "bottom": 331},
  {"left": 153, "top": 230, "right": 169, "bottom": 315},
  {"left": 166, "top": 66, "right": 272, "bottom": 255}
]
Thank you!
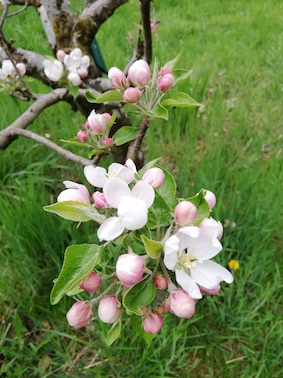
[
  {"left": 57, "top": 181, "right": 90, "bottom": 203},
  {"left": 97, "top": 177, "right": 155, "bottom": 241},
  {"left": 164, "top": 226, "right": 233, "bottom": 299},
  {"left": 84, "top": 159, "right": 137, "bottom": 189},
  {"left": 43, "top": 59, "right": 63, "bottom": 82}
]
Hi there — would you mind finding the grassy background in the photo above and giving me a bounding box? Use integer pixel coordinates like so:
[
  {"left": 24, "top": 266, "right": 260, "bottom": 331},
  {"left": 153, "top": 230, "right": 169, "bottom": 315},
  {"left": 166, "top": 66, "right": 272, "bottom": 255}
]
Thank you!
[{"left": 0, "top": 0, "right": 282, "bottom": 377}]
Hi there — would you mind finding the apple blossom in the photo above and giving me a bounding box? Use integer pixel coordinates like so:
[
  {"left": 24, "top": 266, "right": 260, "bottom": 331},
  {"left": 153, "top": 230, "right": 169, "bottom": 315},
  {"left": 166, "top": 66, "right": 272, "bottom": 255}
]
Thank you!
[
  {"left": 200, "top": 284, "right": 221, "bottom": 295},
  {"left": 164, "top": 226, "right": 233, "bottom": 299},
  {"left": 97, "top": 177, "right": 155, "bottom": 241},
  {"left": 165, "top": 289, "right": 195, "bottom": 319},
  {"left": 158, "top": 73, "right": 174, "bottom": 92},
  {"left": 102, "top": 137, "right": 114, "bottom": 147},
  {"left": 128, "top": 59, "right": 151, "bottom": 87},
  {"left": 142, "top": 167, "right": 165, "bottom": 189},
  {"left": 87, "top": 110, "right": 110, "bottom": 134},
  {"left": 67, "top": 72, "right": 82, "bottom": 86},
  {"left": 66, "top": 301, "right": 92, "bottom": 329},
  {"left": 79, "top": 272, "right": 102, "bottom": 292},
  {"left": 98, "top": 296, "right": 122, "bottom": 324},
  {"left": 43, "top": 59, "right": 63, "bottom": 82},
  {"left": 57, "top": 181, "right": 90, "bottom": 203},
  {"left": 116, "top": 253, "right": 145, "bottom": 288},
  {"left": 204, "top": 189, "right": 216, "bottom": 210},
  {"left": 142, "top": 312, "right": 163, "bottom": 334},
  {"left": 108, "top": 67, "right": 127, "bottom": 88},
  {"left": 56, "top": 49, "right": 66, "bottom": 62},
  {"left": 15, "top": 63, "right": 26, "bottom": 76},
  {"left": 123, "top": 87, "right": 141, "bottom": 103},
  {"left": 153, "top": 275, "right": 168, "bottom": 290},
  {"left": 199, "top": 217, "right": 223, "bottom": 240},
  {"left": 77, "top": 130, "right": 88, "bottom": 142},
  {"left": 174, "top": 200, "right": 198, "bottom": 225},
  {"left": 92, "top": 192, "right": 108, "bottom": 208},
  {"left": 84, "top": 159, "right": 137, "bottom": 188}
]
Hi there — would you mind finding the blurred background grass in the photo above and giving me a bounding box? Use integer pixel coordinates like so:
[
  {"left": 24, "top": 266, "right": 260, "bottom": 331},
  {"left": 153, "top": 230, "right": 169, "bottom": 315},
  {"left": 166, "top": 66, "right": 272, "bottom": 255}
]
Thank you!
[{"left": 0, "top": 0, "right": 282, "bottom": 377}]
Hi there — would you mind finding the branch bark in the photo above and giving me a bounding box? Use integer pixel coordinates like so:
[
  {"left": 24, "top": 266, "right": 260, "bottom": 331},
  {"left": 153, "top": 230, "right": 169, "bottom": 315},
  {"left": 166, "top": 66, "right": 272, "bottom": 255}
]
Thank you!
[
  {"left": 139, "top": 0, "right": 152, "bottom": 64},
  {"left": 126, "top": 115, "right": 150, "bottom": 162}
]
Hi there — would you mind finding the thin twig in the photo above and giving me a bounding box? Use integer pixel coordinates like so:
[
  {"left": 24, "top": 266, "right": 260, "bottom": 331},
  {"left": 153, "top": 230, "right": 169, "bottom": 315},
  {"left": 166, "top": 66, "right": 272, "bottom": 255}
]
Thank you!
[
  {"left": 0, "top": 0, "right": 10, "bottom": 29},
  {"left": 8, "top": 128, "right": 94, "bottom": 166},
  {"left": 126, "top": 115, "right": 150, "bottom": 162},
  {"left": 6, "top": 0, "right": 28, "bottom": 18}
]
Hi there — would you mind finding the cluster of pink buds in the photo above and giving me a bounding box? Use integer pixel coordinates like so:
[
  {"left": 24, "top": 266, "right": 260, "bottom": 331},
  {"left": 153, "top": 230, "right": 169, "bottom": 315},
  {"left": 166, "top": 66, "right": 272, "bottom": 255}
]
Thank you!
[
  {"left": 43, "top": 48, "right": 90, "bottom": 86},
  {"left": 0, "top": 59, "right": 26, "bottom": 85},
  {"left": 108, "top": 59, "right": 175, "bottom": 106}
]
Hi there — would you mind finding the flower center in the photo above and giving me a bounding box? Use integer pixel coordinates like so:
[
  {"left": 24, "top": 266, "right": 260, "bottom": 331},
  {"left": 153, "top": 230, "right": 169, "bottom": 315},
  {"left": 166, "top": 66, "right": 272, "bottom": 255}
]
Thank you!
[{"left": 179, "top": 248, "right": 203, "bottom": 269}]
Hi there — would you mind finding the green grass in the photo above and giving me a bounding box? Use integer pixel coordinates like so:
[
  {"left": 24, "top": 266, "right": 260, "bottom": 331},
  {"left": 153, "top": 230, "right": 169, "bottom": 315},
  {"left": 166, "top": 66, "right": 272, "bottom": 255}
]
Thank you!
[{"left": 1, "top": 0, "right": 283, "bottom": 377}]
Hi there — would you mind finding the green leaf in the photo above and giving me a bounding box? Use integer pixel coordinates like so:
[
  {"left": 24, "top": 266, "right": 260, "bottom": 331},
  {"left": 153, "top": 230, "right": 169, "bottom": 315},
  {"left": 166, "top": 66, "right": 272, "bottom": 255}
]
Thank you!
[
  {"left": 44, "top": 201, "right": 106, "bottom": 224},
  {"left": 156, "top": 165, "right": 177, "bottom": 207},
  {"left": 130, "top": 314, "right": 156, "bottom": 344},
  {"left": 88, "top": 148, "right": 105, "bottom": 159},
  {"left": 164, "top": 54, "right": 182, "bottom": 70},
  {"left": 50, "top": 243, "right": 101, "bottom": 304},
  {"left": 147, "top": 192, "right": 171, "bottom": 229},
  {"left": 113, "top": 126, "right": 140, "bottom": 146},
  {"left": 106, "top": 320, "right": 122, "bottom": 346},
  {"left": 173, "top": 69, "right": 193, "bottom": 86},
  {"left": 85, "top": 90, "right": 123, "bottom": 103},
  {"left": 143, "top": 103, "right": 168, "bottom": 120},
  {"left": 123, "top": 275, "right": 156, "bottom": 315},
  {"left": 60, "top": 138, "right": 90, "bottom": 149},
  {"left": 162, "top": 92, "right": 202, "bottom": 108},
  {"left": 141, "top": 235, "right": 163, "bottom": 259},
  {"left": 67, "top": 83, "right": 79, "bottom": 100},
  {"left": 187, "top": 190, "right": 210, "bottom": 225}
]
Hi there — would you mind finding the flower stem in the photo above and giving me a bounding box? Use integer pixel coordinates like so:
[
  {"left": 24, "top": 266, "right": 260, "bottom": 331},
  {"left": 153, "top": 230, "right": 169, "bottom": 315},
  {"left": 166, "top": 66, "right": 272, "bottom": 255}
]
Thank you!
[{"left": 126, "top": 115, "right": 150, "bottom": 162}]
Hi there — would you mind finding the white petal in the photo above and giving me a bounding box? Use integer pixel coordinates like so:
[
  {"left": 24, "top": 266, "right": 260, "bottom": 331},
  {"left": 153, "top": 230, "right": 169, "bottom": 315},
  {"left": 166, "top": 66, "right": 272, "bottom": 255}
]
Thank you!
[
  {"left": 125, "top": 159, "right": 137, "bottom": 172},
  {"left": 131, "top": 181, "right": 155, "bottom": 208},
  {"left": 190, "top": 260, "right": 233, "bottom": 289},
  {"left": 176, "top": 226, "right": 200, "bottom": 252},
  {"left": 164, "top": 235, "right": 179, "bottom": 270},
  {"left": 194, "top": 227, "right": 222, "bottom": 260},
  {"left": 103, "top": 177, "right": 131, "bottom": 208},
  {"left": 84, "top": 165, "right": 107, "bottom": 188},
  {"left": 175, "top": 268, "right": 202, "bottom": 299},
  {"left": 97, "top": 217, "right": 124, "bottom": 241},
  {"left": 57, "top": 189, "right": 89, "bottom": 203},
  {"left": 118, "top": 197, "right": 148, "bottom": 230},
  {"left": 108, "top": 162, "right": 124, "bottom": 176},
  {"left": 62, "top": 181, "right": 90, "bottom": 202}
]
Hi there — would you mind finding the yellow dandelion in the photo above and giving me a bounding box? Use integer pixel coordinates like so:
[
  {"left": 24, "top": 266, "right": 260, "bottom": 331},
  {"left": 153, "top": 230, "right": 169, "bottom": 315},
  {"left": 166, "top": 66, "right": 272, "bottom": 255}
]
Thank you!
[{"left": 228, "top": 259, "right": 240, "bottom": 270}]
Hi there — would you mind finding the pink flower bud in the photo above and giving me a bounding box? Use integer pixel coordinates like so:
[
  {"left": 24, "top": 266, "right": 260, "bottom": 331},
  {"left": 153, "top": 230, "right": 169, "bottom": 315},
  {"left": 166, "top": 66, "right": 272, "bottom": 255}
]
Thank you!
[
  {"left": 108, "top": 67, "right": 127, "bottom": 88},
  {"left": 200, "top": 284, "right": 221, "bottom": 295},
  {"left": 155, "top": 304, "right": 166, "bottom": 315},
  {"left": 102, "top": 137, "right": 114, "bottom": 147},
  {"left": 87, "top": 110, "right": 109, "bottom": 134},
  {"left": 123, "top": 87, "right": 141, "bottom": 103},
  {"left": 116, "top": 253, "right": 144, "bottom": 288},
  {"left": 98, "top": 296, "right": 122, "bottom": 324},
  {"left": 56, "top": 49, "right": 66, "bottom": 62},
  {"left": 199, "top": 217, "right": 223, "bottom": 240},
  {"left": 174, "top": 201, "right": 197, "bottom": 225},
  {"left": 159, "top": 67, "right": 172, "bottom": 76},
  {"left": 142, "top": 167, "right": 165, "bottom": 189},
  {"left": 166, "top": 290, "right": 195, "bottom": 319},
  {"left": 153, "top": 275, "right": 168, "bottom": 290},
  {"left": 142, "top": 312, "right": 163, "bottom": 334},
  {"left": 77, "top": 67, "right": 88, "bottom": 78},
  {"left": 66, "top": 301, "right": 92, "bottom": 329},
  {"left": 158, "top": 73, "right": 174, "bottom": 92},
  {"left": 79, "top": 272, "right": 102, "bottom": 292},
  {"left": 92, "top": 191, "right": 108, "bottom": 208},
  {"left": 128, "top": 59, "right": 151, "bottom": 87},
  {"left": 68, "top": 72, "right": 82, "bottom": 86},
  {"left": 204, "top": 190, "right": 216, "bottom": 209},
  {"left": 84, "top": 120, "right": 90, "bottom": 130},
  {"left": 102, "top": 112, "right": 111, "bottom": 122},
  {"left": 77, "top": 130, "right": 88, "bottom": 143},
  {"left": 15, "top": 63, "right": 26, "bottom": 76}
]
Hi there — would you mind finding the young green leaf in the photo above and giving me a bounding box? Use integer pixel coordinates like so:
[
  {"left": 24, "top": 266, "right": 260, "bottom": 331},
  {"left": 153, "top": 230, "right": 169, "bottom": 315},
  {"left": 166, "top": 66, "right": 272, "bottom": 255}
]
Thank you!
[
  {"left": 123, "top": 275, "right": 156, "bottom": 315},
  {"left": 156, "top": 165, "right": 177, "bottom": 207},
  {"left": 106, "top": 320, "right": 122, "bottom": 346},
  {"left": 50, "top": 244, "right": 101, "bottom": 304},
  {"left": 44, "top": 201, "right": 106, "bottom": 224},
  {"left": 113, "top": 126, "right": 140, "bottom": 146},
  {"left": 187, "top": 190, "right": 210, "bottom": 225},
  {"left": 141, "top": 235, "right": 163, "bottom": 259},
  {"left": 147, "top": 192, "right": 171, "bottom": 229},
  {"left": 143, "top": 103, "right": 169, "bottom": 120},
  {"left": 86, "top": 90, "right": 123, "bottom": 103},
  {"left": 162, "top": 92, "right": 202, "bottom": 108}
]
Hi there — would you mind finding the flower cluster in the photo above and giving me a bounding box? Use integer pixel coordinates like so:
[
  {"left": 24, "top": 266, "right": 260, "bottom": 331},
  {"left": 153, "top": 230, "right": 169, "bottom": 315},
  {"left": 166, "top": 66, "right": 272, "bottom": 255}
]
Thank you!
[
  {"left": 108, "top": 59, "right": 175, "bottom": 105},
  {"left": 43, "top": 48, "right": 90, "bottom": 86},
  {"left": 0, "top": 59, "right": 26, "bottom": 89},
  {"left": 46, "top": 160, "right": 233, "bottom": 342}
]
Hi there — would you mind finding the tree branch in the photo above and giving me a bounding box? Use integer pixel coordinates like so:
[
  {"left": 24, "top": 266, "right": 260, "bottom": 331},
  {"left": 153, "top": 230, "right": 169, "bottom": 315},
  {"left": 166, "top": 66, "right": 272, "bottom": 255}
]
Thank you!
[
  {"left": 0, "top": 88, "right": 68, "bottom": 149},
  {"left": 139, "top": 0, "right": 152, "bottom": 64},
  {"left": 126, "top": 115, "right": 150, "bottom": 162},
  {"left": 8, "top": 128, "right": 93, "bottom": 166}
]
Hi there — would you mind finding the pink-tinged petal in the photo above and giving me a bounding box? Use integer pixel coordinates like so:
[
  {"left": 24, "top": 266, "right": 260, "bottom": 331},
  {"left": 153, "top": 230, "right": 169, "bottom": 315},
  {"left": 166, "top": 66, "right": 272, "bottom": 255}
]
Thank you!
[
  {"left": 164, "top": 235, "right": 179, "bottom": 270},
  {"left": 57, "top": 189, "right": 89, "bottom": 203},
  {"left": 125, "top": 159, "right": 137, "bottom": 172},
  {"left": 63, "top": 181, "right": 90, "bottom": 203},
  {"left": 117, "top": 165, "right": 136, "bottom": 184},
  {"left": 176, "top": 226, "right": 200, "bottom": 252},
  {"left": 103, "top": 177, "right": 131, "bottom": 208},
  {"left": 97, "top": 217, "right": 124, "bottom": 241},
  {"left": 190, "top": 260, "right": 233, "bottom": 289},
  {"left": 193, "top": 227, "right": 222, "bottom": 260},
  {"left": 108, "top": 162, "right": 124, "bottom": 176},
  {"left": 131, "top": 181, "right": 155, "bottom": 208},
  {"left": 118, "top": 197, "right": 148, "bottom": 230},
  {"left": 175, "top": 268, "right": 202, "bottom": 299},
  {"left": 84, "top": 165, "right": 107, "bottom": 188}
]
